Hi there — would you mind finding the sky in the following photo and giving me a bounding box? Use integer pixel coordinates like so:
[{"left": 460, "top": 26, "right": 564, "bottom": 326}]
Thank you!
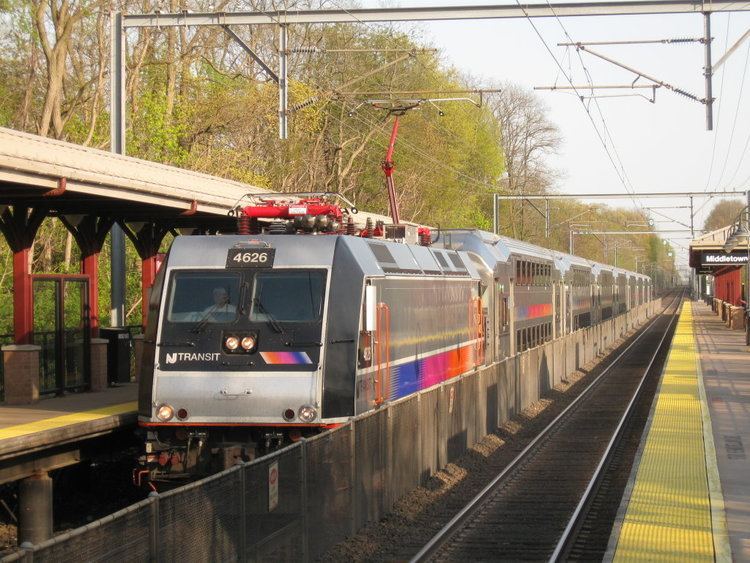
[{"left": 353, "top": 2, "right": 750, "bottom": 269}]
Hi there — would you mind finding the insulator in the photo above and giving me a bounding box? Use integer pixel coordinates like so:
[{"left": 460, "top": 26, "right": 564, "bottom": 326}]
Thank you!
[
  {"left": 268, "top": 221, "right": 287, "bottom": 234},
  {"left": 346, "top": 216, "right": 356, "bottom": 235},
  {"left": 290, "top": 97, "right": 319, "bottom": 112},
  {"left": 237, "top": 215, "right": 251, "bottom": 235},
  {"left": 291, "top": 46, "right": 321, "bottom": 53}
]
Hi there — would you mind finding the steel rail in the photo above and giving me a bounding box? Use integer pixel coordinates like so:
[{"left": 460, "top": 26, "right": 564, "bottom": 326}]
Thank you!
[
  {"left": 549, "top": 291, "right": 684, "bottom": 561},
  {"left": 410, "top": 291, "right": 682, "bottom": 562}
]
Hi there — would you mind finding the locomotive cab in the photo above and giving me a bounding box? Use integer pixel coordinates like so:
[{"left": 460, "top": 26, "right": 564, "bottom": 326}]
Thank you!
[
  {"left": 137, "top": 235, "right": 343, "bottom": 481},
  {"left": 137, "top": 232, "right": 487, "bottom": 484}
]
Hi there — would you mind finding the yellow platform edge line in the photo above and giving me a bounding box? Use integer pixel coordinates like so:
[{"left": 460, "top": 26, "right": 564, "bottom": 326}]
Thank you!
[
  {"left": 694, "top": 314, "right": 732, "bottom": 563},
  {"left": 0, "top": 401, "right": 138, "bottom": 441},
  {"left": 613, "top": 301, "right": 715, "bottom": 562}
]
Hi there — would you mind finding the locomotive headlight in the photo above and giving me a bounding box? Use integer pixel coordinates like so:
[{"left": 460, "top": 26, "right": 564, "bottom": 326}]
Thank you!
[
  {"left": 240, "top": 335, "right": 257, "bottom": 351},
  {"left": 155, "top": 403, "right": 174, "bottom": 422},
  {"left": 298, "top": 405, "right": 317, "bottom": 423},
  {"left": 224, "top": 336, "right": 240, "bottom": 351}
]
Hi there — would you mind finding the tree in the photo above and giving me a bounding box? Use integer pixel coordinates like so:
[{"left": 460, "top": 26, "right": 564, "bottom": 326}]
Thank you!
[
  {"left": 703, "top": 199, "right": 745, "bottom": 232},
  {"left": 487, "top": 83, "right": 561, "bottom": 240}
]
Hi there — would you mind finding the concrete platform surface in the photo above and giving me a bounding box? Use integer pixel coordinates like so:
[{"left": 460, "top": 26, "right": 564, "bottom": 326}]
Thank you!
[
  {"left": 694, "top": 301, "right": 750, "bottom": 562},
  {"left": 610, "top": 301, "right": 725, "bottom": 562},
  {"left": 0, "top": 384, "right": 137, "bottom": 460}
]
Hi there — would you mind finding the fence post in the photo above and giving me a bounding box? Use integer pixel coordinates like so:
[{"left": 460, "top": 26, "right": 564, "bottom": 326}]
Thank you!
[
  {"left": 416, "top": 393, "right": 422, "bottom": 487},
  {"left": 239, "top": 464, "right": 247, "bottom": 563},
  {"left": 148, "top": 491, "right": 159, "bottom": 563},
  {"left": 386, "top": 404, "right": 394, "bottom": 512},
  {"left": 349, "top": 421, "right": 357, "bottom": 535},
  {"left": 300, "top": 439, "right": 309, "bottom": 563}
]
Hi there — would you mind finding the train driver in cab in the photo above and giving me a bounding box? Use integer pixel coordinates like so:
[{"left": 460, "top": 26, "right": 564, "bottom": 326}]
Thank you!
[{"left": 197, "top": 286, "right": 236, "bottom": 322}]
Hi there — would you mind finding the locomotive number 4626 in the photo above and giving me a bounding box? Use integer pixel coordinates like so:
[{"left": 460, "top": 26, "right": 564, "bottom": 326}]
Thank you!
[{"left": 226, "top": 248, "right": 275, "bottom": 268}]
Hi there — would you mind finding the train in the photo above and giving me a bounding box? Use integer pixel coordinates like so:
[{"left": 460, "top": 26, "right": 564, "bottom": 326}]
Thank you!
[{"left": 135, "top": 195, "right": 651, "bottom": 484}]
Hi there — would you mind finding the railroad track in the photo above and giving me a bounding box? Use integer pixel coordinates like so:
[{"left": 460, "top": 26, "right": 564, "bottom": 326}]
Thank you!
[{"left": 411, "top": 291, "right": 684, "bottom": 562}]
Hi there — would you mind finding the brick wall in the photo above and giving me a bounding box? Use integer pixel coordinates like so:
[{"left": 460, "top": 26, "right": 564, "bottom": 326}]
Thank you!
[{"left": 2, "top": 345, "right": 41, "bottom": 405}]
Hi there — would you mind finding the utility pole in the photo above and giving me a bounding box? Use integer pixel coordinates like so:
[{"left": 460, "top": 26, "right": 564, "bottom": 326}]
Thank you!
[
  {"left": 278, "top": 25, "right": 288, "bottom": 140},
  {"left": 704, "top": 13, "right": 714, "bottom": 130},
  {"left": 110, "top": 12, "right": 126, "bottom": 327}
]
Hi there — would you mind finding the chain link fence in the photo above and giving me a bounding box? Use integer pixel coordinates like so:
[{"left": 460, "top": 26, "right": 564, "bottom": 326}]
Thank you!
[{"left": 3, "top": 302, "right": 654, "bottom": 562}]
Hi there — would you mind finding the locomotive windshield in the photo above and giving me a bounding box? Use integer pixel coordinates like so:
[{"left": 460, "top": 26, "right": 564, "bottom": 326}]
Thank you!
[
  {"left": 250, "top": 271, "right": 326, "bottom": 322},
  {"left": 166, "top": 271, "right": 241, "bottom": 323}
]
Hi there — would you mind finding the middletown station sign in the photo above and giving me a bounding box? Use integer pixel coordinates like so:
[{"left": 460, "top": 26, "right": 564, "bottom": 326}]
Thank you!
[{"left": 700, "top": 251, "right": 749, "bottom": 267}]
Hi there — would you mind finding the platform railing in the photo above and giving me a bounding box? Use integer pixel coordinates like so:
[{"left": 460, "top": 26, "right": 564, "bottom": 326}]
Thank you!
[
  {"left": 32, "top": 329, "right": 88, "bottom": 395},
  {"left": 1, "top": 301, "right": 657, "bottom": 562}
]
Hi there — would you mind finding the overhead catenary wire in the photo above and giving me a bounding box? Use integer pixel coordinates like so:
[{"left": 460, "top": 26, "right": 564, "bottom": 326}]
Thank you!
[
  {"left": 288, "top": 1, "right": 508, "bottom": 197},
  {"left": 545, "top": 0, "right": 642, "bottom": 205},
  {"left": 522, "top": 0, "right": 646, "bottom": 216},
  {"left": 716, "top": 37, "right": 750, "bottom": 189},
  {"left": 714, "top": 34, "right": 750, "bottom": 188},
  {"left": 322, "top": 109, "right": 492, "bottom": 219},
  {"left": 343, "top": 106, "right": 500, "bottom": 191}
]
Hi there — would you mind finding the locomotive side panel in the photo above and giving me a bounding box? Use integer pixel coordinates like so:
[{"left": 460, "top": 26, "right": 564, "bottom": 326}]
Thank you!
[{"left": 355, "top": 276, "right": 483, "bottom": 412}]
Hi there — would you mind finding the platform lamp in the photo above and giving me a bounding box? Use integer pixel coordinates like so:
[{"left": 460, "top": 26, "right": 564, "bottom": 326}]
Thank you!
[{"left": 723, "top": 194, "right": 750, "bottom": 345}]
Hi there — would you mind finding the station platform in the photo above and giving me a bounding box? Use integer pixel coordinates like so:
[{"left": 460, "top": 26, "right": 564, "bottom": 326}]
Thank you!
[
  {"left": 0, "top": 384, "right": 138, "bottom": 464},
  {"left": 608, "top": 300, "right": 748, "bottom": 562}
]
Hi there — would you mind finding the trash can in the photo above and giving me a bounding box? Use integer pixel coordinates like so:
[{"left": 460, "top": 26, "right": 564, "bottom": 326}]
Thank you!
[{"left": 99, "top": 327, "right": 131, "bottom": 384}]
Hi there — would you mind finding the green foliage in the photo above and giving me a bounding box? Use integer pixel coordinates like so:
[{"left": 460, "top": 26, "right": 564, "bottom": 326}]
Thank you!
[
  {"left": 0, "top": 1, "right": 675, "bottom": 339},
  {"left": 703, "top": 199, "right": 745, "bottom": 232}
]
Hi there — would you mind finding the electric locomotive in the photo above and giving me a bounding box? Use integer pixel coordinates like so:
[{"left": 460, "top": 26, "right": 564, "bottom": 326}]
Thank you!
[
  {"left": 136, "top": 194, "right": 651, "bottom": 484},
  {"left": 136, "top": 198, "right": 488, "bottom": 483}
]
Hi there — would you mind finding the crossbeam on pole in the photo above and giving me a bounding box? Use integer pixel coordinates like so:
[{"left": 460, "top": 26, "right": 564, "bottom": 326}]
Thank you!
[
  {"left": 121, "top": 0, "right": 750, "bottom": 27},
  {"left": 494, "top": 191, "right": 743, "bottom": 199},
  {"left": 572, "top": 229, "right": 702, "bottom": 234}
]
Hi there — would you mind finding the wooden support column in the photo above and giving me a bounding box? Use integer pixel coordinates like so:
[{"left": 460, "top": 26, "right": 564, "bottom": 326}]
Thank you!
[
  {"left": 60, "top": 216, "right": 114, "bottom": 337},
  {"left": 0, "top": 206, "right": 46, "bottom": 344}
]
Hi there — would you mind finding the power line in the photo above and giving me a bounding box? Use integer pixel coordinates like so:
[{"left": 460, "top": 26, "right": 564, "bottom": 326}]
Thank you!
[
  {"left": 332, "top": 104, "right": 502, "bottom": 193},
  {"left": 516, "top": 0, "right": 644, "bottom": 214},
  {"left": 702, "top": 13, "right": 732, "bottom": 195},
  {"left": 714, "top": 25, "right": 750, "bottom": 188},
  {"left": 284, "top": 0, "right": 509, "bottom": 202},
  {"left": 719, "top": 38, "right": 750, "bottom": 189}
]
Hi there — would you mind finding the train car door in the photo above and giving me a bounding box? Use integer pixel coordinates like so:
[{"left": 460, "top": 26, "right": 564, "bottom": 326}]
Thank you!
[
  {"left": 554, "top": 279, "right": 561, "bottom": 339},
  {"left": 495, "top": 276, "right": 510, "bottom": 359},
  {"left": 509, "top": 268, "right": 516, "bottom": 357},
  {"left": 374, "top": 300, "right": 391, "bottom": 405}
]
